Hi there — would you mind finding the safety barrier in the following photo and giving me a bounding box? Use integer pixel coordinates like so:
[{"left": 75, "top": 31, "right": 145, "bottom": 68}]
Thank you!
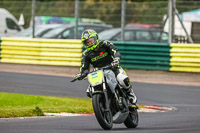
[
  {"left": 0, "top": 39, "right": 1, "bottom": 61},
  {"left": 170, "top": 43, "right": 200, "bottom": 72},
  {"left": 0, "top": 37, "right": 82, "bottom": 66},
  {"left": 113, "top": 42, "right": 171, "bottom": 70},
  {"left": 0, "top": 37, "right": 200, "bottom": 72}
]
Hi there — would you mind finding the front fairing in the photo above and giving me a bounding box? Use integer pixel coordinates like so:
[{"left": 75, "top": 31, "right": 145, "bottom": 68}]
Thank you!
[
  {"left": 88, "top": 70, "right": 104, "bottom": 87},
  {"left": 87, "top": 69, "right": 117, "bottom": 92}
]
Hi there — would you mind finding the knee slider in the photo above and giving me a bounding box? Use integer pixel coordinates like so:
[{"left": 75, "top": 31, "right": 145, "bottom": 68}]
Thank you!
[
  {"left": 117, "top": 73, "right": 131, "bottom": 89},
  {"left": 124, "top": 77, "right": 130, "bottom": 88}
]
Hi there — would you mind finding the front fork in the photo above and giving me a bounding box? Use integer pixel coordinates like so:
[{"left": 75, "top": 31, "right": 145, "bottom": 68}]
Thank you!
[{"left": 103, "top": 82, "right": 110, "bottom": 112}]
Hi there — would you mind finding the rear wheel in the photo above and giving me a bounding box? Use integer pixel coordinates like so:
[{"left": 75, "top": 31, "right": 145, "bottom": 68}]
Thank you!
[
  {"left": 92, "top": 94, "right": 113, "bottom": 130},
  {"left": 124, "top": 108, "right": 139, "bottom": 128}
]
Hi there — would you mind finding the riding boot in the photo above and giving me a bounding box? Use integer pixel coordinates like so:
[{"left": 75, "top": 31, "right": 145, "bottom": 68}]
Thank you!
[{"left": 126, "top": 86, "right": 137, "bottom": 104}]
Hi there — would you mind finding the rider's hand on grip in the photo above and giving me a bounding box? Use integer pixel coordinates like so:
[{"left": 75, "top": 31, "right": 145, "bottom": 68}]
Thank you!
[
  {"left": 75, "top": 73, "right": 83, "bottom": 80},
  {"left": 111, "top": 58, "right": 119, "bottom": 67}
]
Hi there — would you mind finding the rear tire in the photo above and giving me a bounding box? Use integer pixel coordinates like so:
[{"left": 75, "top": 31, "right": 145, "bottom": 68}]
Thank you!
[
  {"left": 92, "top": 94, "right": 113, "bottom": 130},
  {"left": 124, "top": 108, "right": 139, "bottom": 128}
]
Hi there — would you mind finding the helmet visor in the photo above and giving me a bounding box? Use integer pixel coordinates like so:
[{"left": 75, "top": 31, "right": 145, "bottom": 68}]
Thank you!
[{"left": 84, "top": 36, "right": 97, "bottom": 47}]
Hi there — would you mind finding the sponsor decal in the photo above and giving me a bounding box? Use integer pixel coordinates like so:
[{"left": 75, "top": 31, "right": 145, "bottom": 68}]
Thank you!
[{"left": 91, "top": 52, "right": 108, "bottom": 62}]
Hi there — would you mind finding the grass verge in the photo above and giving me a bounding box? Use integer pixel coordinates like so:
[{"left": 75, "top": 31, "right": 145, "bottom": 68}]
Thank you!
[
  {"left": 0, "top": 92, "right": 93, "bottom": 118},
  {"left": 0, "top": 92, "right": 143, "bottom": 118}
]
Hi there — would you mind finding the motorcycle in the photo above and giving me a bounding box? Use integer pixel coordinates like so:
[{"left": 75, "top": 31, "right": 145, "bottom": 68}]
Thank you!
[{"left": 71, "top": 65, "right": 139, "bottom": 130}]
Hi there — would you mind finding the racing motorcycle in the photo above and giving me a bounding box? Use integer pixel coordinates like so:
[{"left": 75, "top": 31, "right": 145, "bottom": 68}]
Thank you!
[{"left": 71, "top": 65, "right": 138, "bottom": 130}]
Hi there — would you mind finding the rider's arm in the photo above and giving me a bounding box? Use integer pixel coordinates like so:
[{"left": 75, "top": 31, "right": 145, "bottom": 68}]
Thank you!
[
  {"left": 79, "top": 50, "right": 90, "bottom": 77},
  {"left": 102, "top": 40, "right": 121, "bottom": 60}
]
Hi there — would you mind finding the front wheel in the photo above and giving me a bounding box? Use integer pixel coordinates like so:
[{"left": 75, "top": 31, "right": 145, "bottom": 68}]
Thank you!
[
  {"left": 92, "top": 94, "right": 113, "bottom": 130},
  {"left": 124, "top": 108, "right": 139, "bottom": 128}
]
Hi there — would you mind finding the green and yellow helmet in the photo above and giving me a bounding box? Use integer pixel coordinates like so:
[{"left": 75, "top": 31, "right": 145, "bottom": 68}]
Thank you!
[{"left": 81, "top": 29, "right": 100, "bottom": 51}]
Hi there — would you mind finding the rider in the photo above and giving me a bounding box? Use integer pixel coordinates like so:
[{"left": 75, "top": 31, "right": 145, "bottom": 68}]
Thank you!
[{"left": 75, "top": 29, "right": 137, "bottom": 104}]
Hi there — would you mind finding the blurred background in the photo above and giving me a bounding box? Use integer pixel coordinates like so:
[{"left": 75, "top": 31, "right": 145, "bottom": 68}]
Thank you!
[{"left": 0, "top": 0, "right": 200, "bottom": 43}]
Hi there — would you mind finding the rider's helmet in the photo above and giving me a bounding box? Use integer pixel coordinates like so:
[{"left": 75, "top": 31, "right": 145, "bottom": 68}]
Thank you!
[{"left": 81, "top": 29, "right": 99, "bottom": 51}]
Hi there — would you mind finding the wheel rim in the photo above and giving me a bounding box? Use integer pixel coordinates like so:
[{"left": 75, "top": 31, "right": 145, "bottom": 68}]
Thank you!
[
  {"left": 99, "top": 97, "right": 112, "bottom": 124},
  {"left": 104, "top": 111, "right": 112, "bottom": 124},
  {"left": 130, "top": 110, "right": 138, "bottom": 124}
]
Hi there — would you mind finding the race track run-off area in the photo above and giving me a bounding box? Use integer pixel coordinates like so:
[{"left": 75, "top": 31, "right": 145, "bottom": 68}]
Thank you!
[{"left": 0, "top": 67, "right": 200, "bottom": 133}]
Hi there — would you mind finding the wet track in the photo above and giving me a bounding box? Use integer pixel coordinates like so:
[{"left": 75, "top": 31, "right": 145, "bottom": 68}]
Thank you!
[{"left": 0, "top": 72, "right": 200, "bottom": 133}]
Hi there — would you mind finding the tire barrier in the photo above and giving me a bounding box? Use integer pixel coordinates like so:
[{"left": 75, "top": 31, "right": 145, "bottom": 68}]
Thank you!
[
  {"left": 0, "top": 37, "right": 200, "bottom": 72},
  {"left": 170, "top": 43, "right": 200, "bottom": 72},
  {"left": 0, "top": 37, "right": 82, "bottom": 66}
]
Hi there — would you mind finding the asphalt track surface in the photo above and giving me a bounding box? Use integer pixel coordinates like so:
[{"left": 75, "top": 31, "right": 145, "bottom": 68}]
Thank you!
[{"left": 0, "top": 71, "right": 200, "bottom": 133}]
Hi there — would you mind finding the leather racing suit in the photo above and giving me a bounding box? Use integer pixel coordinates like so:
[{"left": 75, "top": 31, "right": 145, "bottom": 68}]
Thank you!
[
  {"left": 79, "top": 40, "right": 137, "bottom": 104},
  {"left": 80, "top": 40, "right": 120, "bottom": 75}
]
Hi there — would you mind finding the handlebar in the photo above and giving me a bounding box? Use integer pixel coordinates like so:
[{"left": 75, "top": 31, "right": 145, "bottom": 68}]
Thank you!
[
  {"left": 95, "top": 64, "right": 112, "bottom": 70},
  {"left": 70, "top": 76, "right": 87, "bottom": 82},
  {"left": 70, "top": 78, "right": 77, "bottom": 82},
  {"left": 70, "top": 64, "right": 113, "bottom": 82}
]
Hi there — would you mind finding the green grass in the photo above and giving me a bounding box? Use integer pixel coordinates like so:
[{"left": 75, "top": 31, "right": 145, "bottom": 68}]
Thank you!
[
  {"left": 0, "top": 92, "right": 143, "bottom": 118},
  {"left": 0, "top": 92, "right": 93, "bottom": 118}
]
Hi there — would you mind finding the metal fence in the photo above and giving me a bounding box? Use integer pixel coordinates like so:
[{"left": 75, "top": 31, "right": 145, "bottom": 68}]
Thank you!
[{"left": 1, "top": 0, "right": 200, "bottom": 43}]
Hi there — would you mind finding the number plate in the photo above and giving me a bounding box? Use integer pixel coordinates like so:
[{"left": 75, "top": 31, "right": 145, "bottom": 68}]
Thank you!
[
  {"left": 88, "top": 70, "right": 103, "bottom": 86},
  {"left": 92, "top": 73, "right": 98, "bottom": 78}
]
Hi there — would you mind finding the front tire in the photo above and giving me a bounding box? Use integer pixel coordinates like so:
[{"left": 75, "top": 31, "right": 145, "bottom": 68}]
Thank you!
[
  {"left": 92, "top": 94, "right": 113, "bottom": 130},
  {"left": 124, "top": 108, "right": 139, "bottom": 128}
]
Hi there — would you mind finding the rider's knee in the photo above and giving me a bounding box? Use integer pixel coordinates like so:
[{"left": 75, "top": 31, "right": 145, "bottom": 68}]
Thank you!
[{"left": 117, "top": 73, "right": 131, "bottom": 89}]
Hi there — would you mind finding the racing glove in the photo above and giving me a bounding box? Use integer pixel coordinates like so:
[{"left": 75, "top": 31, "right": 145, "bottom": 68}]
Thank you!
[
  {"left": 75, "top": 70, "right": 89, "bottom": 80},
  {"left": 75, "top": 73, "right": 83, "bottom": 80},
  {"left": 111, "top": 58, "right": 120, "bottom": 67}
]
